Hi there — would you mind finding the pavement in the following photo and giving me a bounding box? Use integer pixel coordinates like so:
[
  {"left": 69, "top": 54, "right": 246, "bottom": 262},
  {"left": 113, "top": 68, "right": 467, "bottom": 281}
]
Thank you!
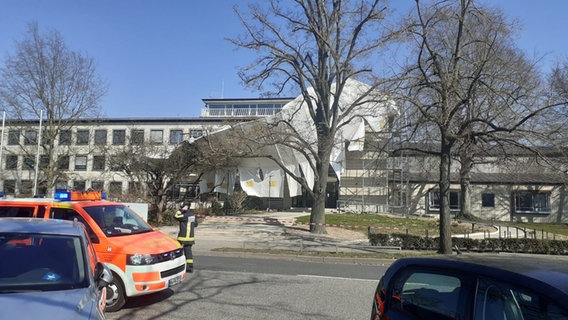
[{"left": 157, "top": 212, "right": 399, "bottom": 262}]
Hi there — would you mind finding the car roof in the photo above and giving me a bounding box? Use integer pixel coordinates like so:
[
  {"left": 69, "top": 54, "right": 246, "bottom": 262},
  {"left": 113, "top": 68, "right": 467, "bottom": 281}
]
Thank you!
[
  {"left": 0, "top": 217, "right": 85, "bottom": 236},
  {"left": 389, "top": 254, "right": 568, "bottom": 294}
]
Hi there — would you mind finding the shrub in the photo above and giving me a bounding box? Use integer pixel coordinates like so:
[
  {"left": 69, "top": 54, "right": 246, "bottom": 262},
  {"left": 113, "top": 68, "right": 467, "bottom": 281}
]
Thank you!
[{"left": 368, "top": 233, "right": 568, "bottom": 255}]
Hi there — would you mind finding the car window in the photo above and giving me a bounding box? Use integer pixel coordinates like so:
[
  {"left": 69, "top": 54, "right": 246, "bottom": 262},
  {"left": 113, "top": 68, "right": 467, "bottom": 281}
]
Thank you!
[
  {"left": 474, "top": 277, "right": 568, "bottom": 320},
  {"left": 391, "top": 270, "right": 463, "bottom": 320},
  {"left": 50, "top": 208, "right": 99, "bottom": 244},
  {"left": 0, "top": 206, "right": 35, "bottom": 217},
  {"left": 0, "top": 233, "right": 87, "bottom": 291}
]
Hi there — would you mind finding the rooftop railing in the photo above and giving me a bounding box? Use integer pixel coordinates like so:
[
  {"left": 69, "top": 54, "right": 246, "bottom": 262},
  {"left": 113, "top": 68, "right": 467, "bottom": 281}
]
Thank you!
[{"left": 201, "top": 107, "right": 283, "bottom": 118}]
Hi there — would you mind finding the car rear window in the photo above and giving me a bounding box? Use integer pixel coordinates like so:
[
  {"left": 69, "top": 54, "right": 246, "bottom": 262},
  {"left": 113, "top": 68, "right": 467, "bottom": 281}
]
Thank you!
[{"left": 0, "top": 233, "right": 88, "bottom": 291}]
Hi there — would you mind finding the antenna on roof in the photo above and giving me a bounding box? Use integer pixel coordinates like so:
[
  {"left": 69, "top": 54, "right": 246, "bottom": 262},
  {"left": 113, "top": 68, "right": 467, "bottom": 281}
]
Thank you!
[{"left": 221, "top": 80, "right": 224, "bottom": 99}]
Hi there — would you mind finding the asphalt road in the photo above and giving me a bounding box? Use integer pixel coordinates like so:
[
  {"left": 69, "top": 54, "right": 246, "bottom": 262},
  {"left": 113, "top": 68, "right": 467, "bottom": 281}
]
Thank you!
[{"left": 107, "top": 255, "right": 393, "bottom": 320}]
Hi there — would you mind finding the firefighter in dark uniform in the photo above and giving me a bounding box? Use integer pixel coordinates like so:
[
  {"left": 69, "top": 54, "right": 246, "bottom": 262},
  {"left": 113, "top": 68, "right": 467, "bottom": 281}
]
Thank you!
[{"left": 174, "top": 201, "right": 198, "bottom": 272}]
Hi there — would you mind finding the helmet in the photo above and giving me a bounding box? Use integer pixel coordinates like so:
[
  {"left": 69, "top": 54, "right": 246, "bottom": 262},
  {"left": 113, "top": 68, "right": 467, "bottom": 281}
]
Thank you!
[{"left": 180, "top": 201, "right": 190, "bottom": 208}]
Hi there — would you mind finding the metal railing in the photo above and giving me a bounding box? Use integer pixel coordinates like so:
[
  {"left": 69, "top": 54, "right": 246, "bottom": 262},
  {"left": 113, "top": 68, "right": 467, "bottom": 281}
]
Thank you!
[{"left": 201, "top": 107, "right": 283, "bottom": 118}]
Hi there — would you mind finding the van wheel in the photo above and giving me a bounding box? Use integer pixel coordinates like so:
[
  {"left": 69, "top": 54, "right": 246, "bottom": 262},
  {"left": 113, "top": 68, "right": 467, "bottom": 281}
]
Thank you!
[{"left": 105, "top": 272, "right": 126, "bottom": 312}]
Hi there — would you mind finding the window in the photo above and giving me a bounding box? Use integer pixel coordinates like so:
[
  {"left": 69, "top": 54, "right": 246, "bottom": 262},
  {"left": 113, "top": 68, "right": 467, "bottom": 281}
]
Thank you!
[
  {"left": 474, "top": 277, "right": 566, "bottom": 320},
  {"left": 150, "top": 129, "right": 163, "bottom": 144},
  {"left": 481, "top": 193, "right": 495, "bottom": 208},
  {"left": 76, "top": 129, "right": 89, "bottom": 145},
  {"left": 390, "top": 188, "right": 407, "bottom": 207},
  {"left": 91, "top": 181, "right": 104, "bottom": 191},
  {"left": 57, "top": 155, "right": 70, "bottom": 170},
  {"left": 391, "top": 270, "right": 463, "bottom": 320},
  {"left": 169, "top": 129, "right": 183, "bottom": 144},
  {"left": 190, "top": 129, "right": 203, "bottom": 138},
  {"left": 23, "top": 130, "right": 37, "bottom": 145},
  {"left": 5, "top": 155, "right": 18, "bottom": 170},
  {"left": 92, "top": 155, "right": 105, "bottom": 171},
  {"left": 128, "top": 181, "right": 142, "bottom": 196},
  {"left": 55, "top": 180, "right": 68, "bottom": 190},
  {"left": 23, "top": 156, "right": 35, "bottom": 170},
  {"left": 112, "top": 129, "right": 126, "bottom": 145},
  {"left": 8, "top": 130, "right": 20, "bottom": 145},
  {"left": 39, "top": 155, "right": 49, "bottom": 169},
  {"left": 74, "top": 155, "right": 87, "bottom": 171},
  {"left": 131, "top": 129, "right": 144, "bottom": 145},
  {"left": 94, "top": 129, "right": 107, "bottom": 145},
  {"left": 109, "top": 181, "right": 123, "bottom": 196},
  {"left": 4, "top": 180, "right": 16, "bottom": 194},
  {"left": 50, "top": 208, "right": 98, "bottom": 243},
  {"left": 59, "top": 130, "right": 71, "bottom": 145},
  {"left": 73, "top": 180, "right": 86, "bottom": 191},
  {"left": 429, "top": 190, "right": 461, "bottom": 211},
  {"left": 20, "top": 180, "right": 33, "bottom": 196},
  {"left": 513, "top": 191, "right": 551, "bottom": 214}
]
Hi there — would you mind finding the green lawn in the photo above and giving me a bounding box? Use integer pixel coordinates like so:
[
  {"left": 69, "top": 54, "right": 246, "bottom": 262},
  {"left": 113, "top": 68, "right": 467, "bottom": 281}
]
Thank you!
[{"left": 295, "top": 213, "right": 568, "bottom": 238}]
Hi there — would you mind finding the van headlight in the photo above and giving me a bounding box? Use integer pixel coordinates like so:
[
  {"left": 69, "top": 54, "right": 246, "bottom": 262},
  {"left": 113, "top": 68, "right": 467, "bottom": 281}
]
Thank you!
[{"left": 128, "top": 253, "right": 156, "bottom": 265}]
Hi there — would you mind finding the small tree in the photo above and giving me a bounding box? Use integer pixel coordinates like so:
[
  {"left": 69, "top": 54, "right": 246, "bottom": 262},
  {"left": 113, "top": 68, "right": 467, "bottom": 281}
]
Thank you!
[{"left": 110, "top": 140, "right": 200, "bottom": 223}]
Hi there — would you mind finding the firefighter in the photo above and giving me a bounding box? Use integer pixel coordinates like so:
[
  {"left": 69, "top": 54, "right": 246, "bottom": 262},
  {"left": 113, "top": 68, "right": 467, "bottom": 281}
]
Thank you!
[{"left": 174, "top": 201, "right": 198, "bottom": 272}]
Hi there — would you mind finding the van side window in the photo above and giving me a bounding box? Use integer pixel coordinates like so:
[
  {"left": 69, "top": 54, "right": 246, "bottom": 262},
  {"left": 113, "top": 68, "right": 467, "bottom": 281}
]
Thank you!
[
  {"left": 0, "top": 206, "right": 35, "bottom": 217},
  {"left": 51, "top": 208, "right": 99, "bottom": 244}
]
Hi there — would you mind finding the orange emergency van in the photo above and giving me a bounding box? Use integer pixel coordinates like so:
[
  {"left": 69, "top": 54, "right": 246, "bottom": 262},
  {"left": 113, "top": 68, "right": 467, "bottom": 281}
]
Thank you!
[{"left": 0, "top": 190, "right": 186, "bottom": 312}]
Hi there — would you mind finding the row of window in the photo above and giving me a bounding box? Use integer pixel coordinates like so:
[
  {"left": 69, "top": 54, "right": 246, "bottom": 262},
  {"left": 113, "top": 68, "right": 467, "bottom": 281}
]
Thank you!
[
  {"left": 6, "top": 128, "right": 204, "bottom": 146},
  {"left": 2, "top": 179, "right": 135, "bottom": 197},
  {"left": 4, "top": 155, "right": 106, "bottom": 171},
  {"left": 428, "top": 190, "right": 551, "bottom": 214}
]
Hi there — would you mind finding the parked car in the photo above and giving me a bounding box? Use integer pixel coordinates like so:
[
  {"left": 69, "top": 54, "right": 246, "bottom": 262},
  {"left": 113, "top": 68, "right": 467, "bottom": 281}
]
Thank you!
[
  {"left": 0, "top": 218, "right": 113, "bottom": 319},
  {"left": 0, "top": 189, "right": 186, "bottom": 312},
  {"left": 370, "top": 254, "right": 568, "bottom": 320}
]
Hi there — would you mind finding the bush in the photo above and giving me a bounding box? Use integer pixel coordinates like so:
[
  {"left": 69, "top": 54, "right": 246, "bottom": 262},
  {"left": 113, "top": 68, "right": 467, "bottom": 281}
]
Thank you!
[{"left": 368, "top": 233, "right": 568, "bottom": 255}]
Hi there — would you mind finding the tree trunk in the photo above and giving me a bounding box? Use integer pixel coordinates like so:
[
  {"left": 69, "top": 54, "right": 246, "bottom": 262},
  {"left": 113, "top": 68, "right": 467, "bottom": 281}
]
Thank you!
[
  {"left": 309, "top": 133, "right": 333, "bottom": 234},
  {"left": 459, "top": 153, "right": 474, "bottom": 220},
  {"left": 438, "top": 141, "right": 453, "bottom": 254}
]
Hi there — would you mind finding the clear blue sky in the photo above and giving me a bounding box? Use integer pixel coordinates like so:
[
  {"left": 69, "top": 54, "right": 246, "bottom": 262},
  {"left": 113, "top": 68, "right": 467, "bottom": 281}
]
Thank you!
[{"left": 0, "top": 1, "right": 566, "bottom": 118}]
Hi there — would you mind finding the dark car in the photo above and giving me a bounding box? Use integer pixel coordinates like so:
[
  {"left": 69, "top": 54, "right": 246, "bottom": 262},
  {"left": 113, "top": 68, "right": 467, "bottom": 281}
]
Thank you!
[
  {"left": 0, "top": 218, "right": 113, "bottom": 319},
  {"left": 370, "top": 254, "right": 568, "bottom": 320}
]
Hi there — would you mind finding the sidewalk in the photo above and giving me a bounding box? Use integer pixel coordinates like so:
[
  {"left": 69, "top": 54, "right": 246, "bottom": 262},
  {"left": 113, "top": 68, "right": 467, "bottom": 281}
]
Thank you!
[
  {"left": 157, "top": 212, "right": 394, "bottom": 258},
  {"left": 156, "top": 212, "right": 525, "bottom": 257}
]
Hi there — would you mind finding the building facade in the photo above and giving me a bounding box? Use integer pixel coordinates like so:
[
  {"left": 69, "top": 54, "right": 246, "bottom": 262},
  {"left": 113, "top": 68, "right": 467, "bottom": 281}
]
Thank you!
[{"left": 2, "top": 96, "right": 567, "bottom": 223}]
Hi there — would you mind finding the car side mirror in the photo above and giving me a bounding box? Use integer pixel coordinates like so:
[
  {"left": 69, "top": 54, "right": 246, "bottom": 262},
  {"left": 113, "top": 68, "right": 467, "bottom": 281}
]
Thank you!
[{"left": 95, "top": 262, "right": 113, "bottom": 290}]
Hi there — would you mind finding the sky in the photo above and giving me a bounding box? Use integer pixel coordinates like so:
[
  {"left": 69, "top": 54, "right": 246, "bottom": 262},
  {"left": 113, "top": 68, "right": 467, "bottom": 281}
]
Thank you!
[{"left": 0, "top": 1, "right": 567, "bottom": 119}]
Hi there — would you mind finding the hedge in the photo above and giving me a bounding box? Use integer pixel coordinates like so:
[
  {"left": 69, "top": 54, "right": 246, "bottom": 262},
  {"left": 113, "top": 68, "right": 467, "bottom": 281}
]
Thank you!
[{"left": 368, "top": 233, "right": 568, "bottom": 255}]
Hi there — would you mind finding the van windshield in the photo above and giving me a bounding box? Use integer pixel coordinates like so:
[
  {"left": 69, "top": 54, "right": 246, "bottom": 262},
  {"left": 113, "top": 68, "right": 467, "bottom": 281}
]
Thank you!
[{"left": 84, "top": 205, "right": 152, "bottom": 237}]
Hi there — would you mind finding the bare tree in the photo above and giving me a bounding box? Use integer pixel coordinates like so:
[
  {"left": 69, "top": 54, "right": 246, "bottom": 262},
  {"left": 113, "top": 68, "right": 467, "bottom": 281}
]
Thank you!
[
  {"left": 230, "top": 0, "right": 398, "bottom": 234},
  {"left": 0, "top": 22, "right": 107, "bottom": 195},
  {"left": 399, "top": 0, "right": 564, "bottom": 253}
]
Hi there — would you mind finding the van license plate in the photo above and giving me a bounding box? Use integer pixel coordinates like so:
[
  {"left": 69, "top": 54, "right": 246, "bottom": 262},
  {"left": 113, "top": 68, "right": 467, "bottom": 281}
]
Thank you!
[{"left": 169, "top": 275, "right": 182, "bottom": 287}]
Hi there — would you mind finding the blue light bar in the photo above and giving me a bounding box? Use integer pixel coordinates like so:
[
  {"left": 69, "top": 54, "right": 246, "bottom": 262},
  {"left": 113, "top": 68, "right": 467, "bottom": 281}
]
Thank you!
[{"left": 54, "top": 190, "right": 71, "bottom": 201}]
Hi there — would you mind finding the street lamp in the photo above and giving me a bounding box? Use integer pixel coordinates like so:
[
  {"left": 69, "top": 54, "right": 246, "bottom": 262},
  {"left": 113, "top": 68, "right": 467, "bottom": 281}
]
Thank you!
[
  {"left": 267, "top": 174, "right": 272, "bottom": 211},
  {"left": 33, "top": 110, "right": 44, "bottom": 196}
]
